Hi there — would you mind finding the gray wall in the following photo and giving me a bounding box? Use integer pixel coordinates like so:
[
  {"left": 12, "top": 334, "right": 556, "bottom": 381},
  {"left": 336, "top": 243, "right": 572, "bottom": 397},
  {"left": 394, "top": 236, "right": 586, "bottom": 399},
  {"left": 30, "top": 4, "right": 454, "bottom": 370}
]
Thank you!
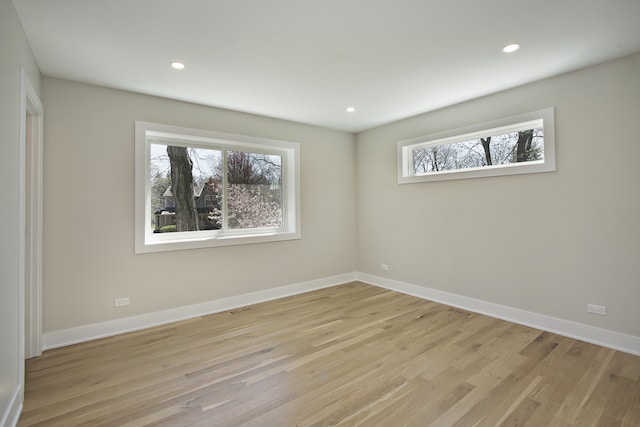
[
  {"left": 40, "top": 53, "right": 640, "bottom": 343},
  {"left": 41, "top": 77, "right": 357, "bottom": 332},
  {"left": 0, "top": 0, "right": 41, "bottom": 421},
  {"left": 356, "top": 53, "right": 640, "bottom": 337}
]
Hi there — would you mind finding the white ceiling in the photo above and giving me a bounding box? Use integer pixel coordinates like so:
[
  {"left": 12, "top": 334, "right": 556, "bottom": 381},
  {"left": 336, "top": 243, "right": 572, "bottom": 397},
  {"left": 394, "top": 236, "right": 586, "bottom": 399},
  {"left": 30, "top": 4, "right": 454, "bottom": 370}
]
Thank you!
[{"left": 13, "top": 0, "right": 640, "bottom": 133}]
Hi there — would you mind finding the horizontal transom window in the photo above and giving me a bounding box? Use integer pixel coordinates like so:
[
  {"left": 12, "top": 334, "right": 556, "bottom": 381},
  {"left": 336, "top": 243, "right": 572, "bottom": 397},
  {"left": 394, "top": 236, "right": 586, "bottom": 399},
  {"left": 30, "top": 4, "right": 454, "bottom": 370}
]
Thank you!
[
  {"left": 135, "top": 122, "right": 300, "bottom": 253},
  {"left": 398, "top": 108, "right": 555, "bottom": 183}
]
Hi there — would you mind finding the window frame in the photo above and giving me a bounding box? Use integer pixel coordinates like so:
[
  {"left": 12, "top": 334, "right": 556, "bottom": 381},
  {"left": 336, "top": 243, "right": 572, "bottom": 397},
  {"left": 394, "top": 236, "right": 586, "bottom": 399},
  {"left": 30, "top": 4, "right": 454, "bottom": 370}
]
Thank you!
[
  {"left": 135, "top": 121, "right": 301, "bottom": 254},
  {"left": 397, "top": 108, "right": 555, "bottom": 184}
]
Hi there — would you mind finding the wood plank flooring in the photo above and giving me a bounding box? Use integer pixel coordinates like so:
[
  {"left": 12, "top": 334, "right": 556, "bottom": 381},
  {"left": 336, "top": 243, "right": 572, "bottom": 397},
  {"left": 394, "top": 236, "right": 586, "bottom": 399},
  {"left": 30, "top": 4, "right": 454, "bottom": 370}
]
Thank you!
[{"left": 19, "top": 282, "right": 640, "bottom": 426}]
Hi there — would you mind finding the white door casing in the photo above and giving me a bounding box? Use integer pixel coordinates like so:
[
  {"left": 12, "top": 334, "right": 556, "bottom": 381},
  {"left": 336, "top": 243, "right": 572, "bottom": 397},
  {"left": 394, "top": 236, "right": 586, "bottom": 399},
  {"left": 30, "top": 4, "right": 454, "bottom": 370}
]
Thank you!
[{"left": 19, "top": 68, "right": 44, "bottom": 374}]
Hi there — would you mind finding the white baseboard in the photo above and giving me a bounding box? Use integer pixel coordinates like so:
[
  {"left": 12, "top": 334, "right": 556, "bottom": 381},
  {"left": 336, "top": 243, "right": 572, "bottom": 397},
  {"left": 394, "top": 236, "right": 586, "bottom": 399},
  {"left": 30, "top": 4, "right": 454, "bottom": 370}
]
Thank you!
[
  {"left": 1, "top": 386, "right": 22, "bottom": 427},
  {"left": 357, "top": 272, "right": 640, "bottom": 356},
  {"left": 42, "top": 271, "right": 640, "bottom": 356},
  {"left": 43, "top": 273, "right": 357, "bottom": 350}
]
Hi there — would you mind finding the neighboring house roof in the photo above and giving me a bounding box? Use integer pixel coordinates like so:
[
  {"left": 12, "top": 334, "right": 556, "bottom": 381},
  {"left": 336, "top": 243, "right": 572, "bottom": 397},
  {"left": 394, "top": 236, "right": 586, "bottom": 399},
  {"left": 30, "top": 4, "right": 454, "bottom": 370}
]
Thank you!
[
  {"left": 162, "top": 182, "right": 206, "bottom": 198},
  {"left": 160, "top": 178, "right": 219, "bottom": 215}
]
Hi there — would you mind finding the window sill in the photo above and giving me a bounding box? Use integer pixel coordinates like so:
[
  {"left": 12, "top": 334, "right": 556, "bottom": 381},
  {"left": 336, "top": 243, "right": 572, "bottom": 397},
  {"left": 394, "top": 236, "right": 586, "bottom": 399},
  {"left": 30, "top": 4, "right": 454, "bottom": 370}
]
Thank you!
[{"left": 136, "top": 230, "right": 302, "bottom": 253}]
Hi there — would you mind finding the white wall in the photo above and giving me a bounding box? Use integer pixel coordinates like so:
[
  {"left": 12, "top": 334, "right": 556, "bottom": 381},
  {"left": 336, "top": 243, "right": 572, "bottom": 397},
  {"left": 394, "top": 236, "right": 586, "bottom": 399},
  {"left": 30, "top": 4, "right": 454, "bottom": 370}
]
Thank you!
[
  {"left": 356, "top": 53, "right": 640, "bottom": 339},
  {"left": 0, "top": 0, "right": 41, "bottom": 424},
  {"left": 41, "top": 78, "right": 357, "bottom": 334}
]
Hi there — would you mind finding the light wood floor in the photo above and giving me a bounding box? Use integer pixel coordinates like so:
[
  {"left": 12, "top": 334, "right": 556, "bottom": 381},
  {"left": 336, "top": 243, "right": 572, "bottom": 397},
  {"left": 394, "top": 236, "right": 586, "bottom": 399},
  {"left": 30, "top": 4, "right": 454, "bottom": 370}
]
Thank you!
[{"left": 19, "top": 282, "right": 640, "bottom": 426}]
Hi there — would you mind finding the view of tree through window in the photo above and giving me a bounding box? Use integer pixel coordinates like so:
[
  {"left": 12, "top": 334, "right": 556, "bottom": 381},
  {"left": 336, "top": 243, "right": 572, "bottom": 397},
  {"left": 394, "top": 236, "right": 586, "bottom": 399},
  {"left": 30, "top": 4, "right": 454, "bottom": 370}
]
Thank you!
[
  {"left": 411, "top": 128, "right": 543, "bottom": 174},
  {"left": 398, "top": 109, "right": 555, "bottom": 184},
  {"left": 136, "top": 122, "right": 300, "bottom": 253},
  {"left": 150, "top": 144, "right": 282, "bottom": 233},
  {"left": 225, "top": 151, "right": 282, "bottom": 230}
]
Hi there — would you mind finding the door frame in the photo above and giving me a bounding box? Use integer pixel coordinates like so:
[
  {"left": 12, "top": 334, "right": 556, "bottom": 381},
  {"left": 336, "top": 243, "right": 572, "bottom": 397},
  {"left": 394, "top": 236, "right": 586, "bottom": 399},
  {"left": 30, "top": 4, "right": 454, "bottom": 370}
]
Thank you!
[{"left": 18, "top": 68, "right": 44, "bottom": 379}]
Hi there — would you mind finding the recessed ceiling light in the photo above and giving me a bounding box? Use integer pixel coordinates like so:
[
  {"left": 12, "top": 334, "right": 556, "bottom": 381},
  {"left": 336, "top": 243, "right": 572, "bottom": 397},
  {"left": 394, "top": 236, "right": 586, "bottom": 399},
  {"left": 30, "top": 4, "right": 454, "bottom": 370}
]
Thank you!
[
  {"left": 170, "top": 61, "right": 185, "bottom": 70},
  {"left": 346, "top": 107, "right": 356, "bottom": 113},
  {"left": 502, "top": 43, "right": 521, "bottom": 53}
]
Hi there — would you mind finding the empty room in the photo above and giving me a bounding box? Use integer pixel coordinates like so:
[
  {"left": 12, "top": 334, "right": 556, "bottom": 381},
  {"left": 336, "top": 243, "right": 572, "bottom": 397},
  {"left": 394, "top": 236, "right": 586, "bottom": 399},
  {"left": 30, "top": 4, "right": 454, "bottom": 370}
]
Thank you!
[{"left": 2, "top": 0, "right": 640, "bottom": 426}]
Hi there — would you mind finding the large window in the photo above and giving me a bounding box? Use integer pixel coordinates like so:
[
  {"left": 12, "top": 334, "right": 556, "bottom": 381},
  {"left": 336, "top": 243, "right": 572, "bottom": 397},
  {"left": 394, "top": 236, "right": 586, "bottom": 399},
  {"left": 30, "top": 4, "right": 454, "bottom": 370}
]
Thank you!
[
  {"left": 398, "top": 108, "right": 555, "bottom": 183},
  {"left": 135, "top": 122, "right": 300, "bottom": 253}
]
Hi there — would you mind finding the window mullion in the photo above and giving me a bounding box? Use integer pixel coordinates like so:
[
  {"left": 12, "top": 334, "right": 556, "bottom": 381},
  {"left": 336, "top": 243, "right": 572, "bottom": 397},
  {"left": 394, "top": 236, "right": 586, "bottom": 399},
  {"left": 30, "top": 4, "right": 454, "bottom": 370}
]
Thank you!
[{"left": 221, "top": 147, "right": 229, "bottom": 232}]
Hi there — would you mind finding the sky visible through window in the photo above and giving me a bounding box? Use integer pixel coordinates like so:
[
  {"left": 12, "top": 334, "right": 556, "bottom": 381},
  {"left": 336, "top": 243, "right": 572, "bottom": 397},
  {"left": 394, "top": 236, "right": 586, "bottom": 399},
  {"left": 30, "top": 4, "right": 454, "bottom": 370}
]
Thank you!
[
  {"left": 412, "top": 128, "right": 544, "bottom": 175},
  {"left": 150, "top": 143, "right": 221, "bottom": 184}
]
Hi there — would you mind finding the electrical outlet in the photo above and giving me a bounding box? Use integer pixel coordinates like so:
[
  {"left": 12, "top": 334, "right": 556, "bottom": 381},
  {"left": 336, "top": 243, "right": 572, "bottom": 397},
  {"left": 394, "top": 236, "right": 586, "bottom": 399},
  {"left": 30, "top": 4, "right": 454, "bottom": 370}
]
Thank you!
[
  {"left": 587, "top": 304, "right": 606, "bottom": 316},
  {"left": 114, "top": 297, "right": 130, "bottom": 307},
  {"left": 381, "top": 264, "right": 389, "bottom": 271}
]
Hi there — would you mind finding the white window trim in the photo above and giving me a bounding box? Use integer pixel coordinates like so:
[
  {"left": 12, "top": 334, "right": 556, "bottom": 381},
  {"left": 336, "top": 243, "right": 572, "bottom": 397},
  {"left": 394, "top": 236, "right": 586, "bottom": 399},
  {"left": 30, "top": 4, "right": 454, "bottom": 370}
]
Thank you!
[
  {"left": 397, "top": 108, "right": 555, "bottom": 184},
  {"left": 135, "top": 121, "right": 301, "bottom": 253}
]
